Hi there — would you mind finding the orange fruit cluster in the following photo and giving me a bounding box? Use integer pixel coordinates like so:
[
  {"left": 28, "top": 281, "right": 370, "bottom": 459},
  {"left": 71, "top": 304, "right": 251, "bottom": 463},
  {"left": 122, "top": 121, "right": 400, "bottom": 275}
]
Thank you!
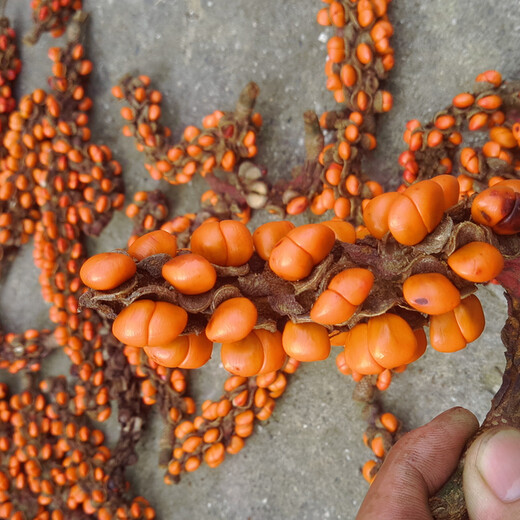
[
  {"left": 399, "top": 70, "right": 520, "bottom": 190},
  {"left": 362, "top": 411, "right": 401, "bottom": 484},
  {"left": 80, "top": 160, "right": 516, "bottom": 390},
  {"left": 0, "top": 381, "right": 156, "bottom": 519},
  {"left": 124, "top": 190, "right": 170, "bottom": 246},
  {"left": 165, "top": 360, "right": 298, "bottom": 482},
  {"left": 113, "top": 77, "right": 262, "bottom": 185},
  {"left": 0, "top": 28, "right": 126, "bottom": 435},
  {"left": 0, "top": 21, "right": 20, "bottom": 127},
  {"left": 81, "top": 195, "right": 504, "bottom": 386},
  {"left": 318, "top": 0, "right": 394, "bottom": 111},
  {"left": 284, "top": 2, "right": 392, "bottom": 222},
  {"left": 363, "top": 175, "right": 459, "bottom": 245},
  {"left": 27, "top": 0, "right": 83, "bottom": 43}
]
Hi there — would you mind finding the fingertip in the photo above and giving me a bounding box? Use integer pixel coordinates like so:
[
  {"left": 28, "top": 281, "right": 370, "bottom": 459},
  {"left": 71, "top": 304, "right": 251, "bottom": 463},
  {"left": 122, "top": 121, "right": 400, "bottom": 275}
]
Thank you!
[
  {"left": 464, "top": 427, "right": 520, "bottom": 520},
  {"left": 432, "top": 406, "right": 479, "bottom": 432}
]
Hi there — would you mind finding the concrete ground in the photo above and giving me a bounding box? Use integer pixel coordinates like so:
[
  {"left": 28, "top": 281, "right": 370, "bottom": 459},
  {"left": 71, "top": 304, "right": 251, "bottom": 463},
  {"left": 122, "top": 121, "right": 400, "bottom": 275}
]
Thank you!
[{"left": 1, "top": 1, "right": 519, "bottom": 518}]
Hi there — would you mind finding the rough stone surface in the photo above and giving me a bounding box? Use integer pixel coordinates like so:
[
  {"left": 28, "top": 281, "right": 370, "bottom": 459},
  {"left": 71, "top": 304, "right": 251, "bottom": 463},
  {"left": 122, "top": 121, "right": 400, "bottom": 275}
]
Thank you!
[{"left": 0, "top": 1, "right": 518, "bottom": 519}]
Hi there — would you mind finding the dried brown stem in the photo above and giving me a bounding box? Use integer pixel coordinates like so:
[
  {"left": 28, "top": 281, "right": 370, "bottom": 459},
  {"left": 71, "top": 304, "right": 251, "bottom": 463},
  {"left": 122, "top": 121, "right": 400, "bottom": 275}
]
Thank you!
[{"left": 430, "top": 292, "right": 520, "bottom": 519}]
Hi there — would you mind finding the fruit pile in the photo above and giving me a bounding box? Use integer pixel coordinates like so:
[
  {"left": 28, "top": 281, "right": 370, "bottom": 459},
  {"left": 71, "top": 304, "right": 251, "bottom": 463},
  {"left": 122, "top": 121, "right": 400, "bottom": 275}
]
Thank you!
[
  {"left": 81, "top": 175, "right": 517, "bottom": 381},
  {"left": 0, "top": 1, "right": 519, "bottom": 518}
]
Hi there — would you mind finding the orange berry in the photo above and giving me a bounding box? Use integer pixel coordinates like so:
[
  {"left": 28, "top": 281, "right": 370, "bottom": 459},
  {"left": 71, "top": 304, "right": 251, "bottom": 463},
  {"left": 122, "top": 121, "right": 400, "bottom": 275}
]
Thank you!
[
  {"left": 453, "top": 294, "right": 485, "bottom": 343},
  {"left": 362, "top": 192, "right": 401, "bottom": 239},
  {"left": 282, "top": 321, "right": 331, "bottom": 362},
  {"left": 112, "top": 300, "right": 188, "bottom": 347},
  {"left": 321, "top": 219, "right": 356, "bottom": 243},
  {"left": 340, "top": 64, "right": 357, "bottom": 87},
  {"left": 367, "top": 314, "right": 425, "bottom": 369},
  {"left": 162, "top": 253, "right": 216, "bottom": 294},
  {"left": 431, "top": 174, "right": 460, "bottom": 210},
  {"left": 269, "top": 224, "right": 336, "bottom": 281},
  {"left": 343, "top": 323, "right": 384, "bottom": 375},
  {"left": 430, "top": 295, "right": 485, "bottom": 353},
  {"left": 221, "top": 330, "right": 286, "bottom": 377},
  {"left": 190, "top": 220, "right": 254, "bottom": 266},
  {"left": 206, "top": 298, "right": 258, "bottom": 343},
  {"left": 327, "top": 36, "right": 345, "bottom": 63},
  {"left": 128, "top": 230, "right": 177, "bottom": 260},
  {"left": 471, "top": 180, "right": 520, "bottom": 234},
  {"left": 475, "top": 70, "right": 502, "bottom": 87},
  {"left": 452, "top": 93, "right": 475, "bottom": 109},
  {"left": 311, "top": 268, "right": 374, "bottom": 325},
  {"left": 447, "top": 241, "right": 504, "bottom": 282},
  {"left": 403, "top": 273, "right": 460, "bottom": 315},
  {"left": 252, "top": 221, "right": 295, "bottom": 261},
  {"left": 380, "top": 413, "right": 399, "bottom": 433},
  {"left": 79, "top": 252, "right": 136, "bottom": 290}
]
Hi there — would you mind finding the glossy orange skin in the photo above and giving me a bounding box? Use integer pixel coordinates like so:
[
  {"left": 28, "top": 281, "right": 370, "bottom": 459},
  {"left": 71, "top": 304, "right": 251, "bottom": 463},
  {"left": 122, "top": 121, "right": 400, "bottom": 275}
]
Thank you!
[
  {"left": 454, "top": 294, "right": 485, "bottom": 342},
  {"left": 310, "top": 268, "right": 374, "bottom": 325},
  {"left": 362, "top": 192, "right": 402, "bottom": 239},
  {"left": 402, "top": 273, "right": 460, "bottom": 315},
  {"left": 429, "top": 295, "right": 485, "bottom": 353},
  {"left": 321, "top": 219, "right": 356, "bottom": 243},
  {"left": 144, "top": 333, "right": 213, "bottom": 369},
  {"left": 429, "top": 310, "right": 467, "bottom": 353},
  {"left": 112, "top": 299, "right": 188, "bottom": 347},
  {"left": 80, "top": 252, "right": 136, "bottom": 290},
  {"left": 252, "top": 220, "right": 295, "bottom": 260},
  {"left": 329, "top": 268, "right": 374, "bottom": 305},
  {"left": 221, "top": 330, "right": 286, "bottom": 377},
  {"left": 330, "top": 331, "right": 349, "bottom": 346},
  {"left": 411, "top": 328, "right": 427, "bottom": 363},
  {"left": 471, "top": 180, "right": 520, "bottom": 235},
  {"left": 431, "top": 174, "right": 460, "bottom": 210},
  {"left": 269, "top": 224, "right": 336, "bottom": 281},
  {"left": 162, "top": 253, "right": 217, "bottom": 294},
  {"left": 310, "top": 290, "right": 357, "bottom": 325},
  {"left": 362, "top": 460, "right": 377, "bottom": 484},
  {"left": 127, "top": 230, "right": 177, "bottom": 260},
  {"left": 177, "top": 334, "right": 213, "bottom": 368},
  {"left": 205, "top": 298, "right": 257, "bottom": 343},
  {"left": 282, "top": 321, "right": 331, "bottom": 362},
  {"left": 447, "top": 241, "right": 504, "bottom": 282},
  {"left": 144, "top": 338, "right": 188, "bottom": 367},
  {"left": 269, "top": 237, "right": 313, "bottom": 281},
  {"left": 343, "top": 322, "right": 384, "bottom": 375},
  {"left": 388, "top": 194, "right": 429, "bottom": 245},
  {"left": 256, "top": 330, "right": 287, "bottom": 374},
  {"left": 367, "top": 314, "right": 423, "bottom": 369},
  {"left": 366, "top": 178, "right": 450, "bottom": 245},
  {"left": 401, "top": 180, "right": 444, "bottom": 232},
  {"left": 190, "top": 220, "right": 254, "bottom": 266}
]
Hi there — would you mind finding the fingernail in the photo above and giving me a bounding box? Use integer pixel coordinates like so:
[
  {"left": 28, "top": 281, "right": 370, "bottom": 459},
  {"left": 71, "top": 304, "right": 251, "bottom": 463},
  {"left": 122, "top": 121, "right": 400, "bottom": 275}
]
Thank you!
[{"left": 477, "top": 428, "right": 520, "bottom": 503}]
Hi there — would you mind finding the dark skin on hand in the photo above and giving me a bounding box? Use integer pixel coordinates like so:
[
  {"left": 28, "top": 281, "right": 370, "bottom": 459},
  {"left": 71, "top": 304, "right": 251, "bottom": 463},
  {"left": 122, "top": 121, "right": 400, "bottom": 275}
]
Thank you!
[{"left": 357, "top": 407, "right": 520, "bottom": 520}]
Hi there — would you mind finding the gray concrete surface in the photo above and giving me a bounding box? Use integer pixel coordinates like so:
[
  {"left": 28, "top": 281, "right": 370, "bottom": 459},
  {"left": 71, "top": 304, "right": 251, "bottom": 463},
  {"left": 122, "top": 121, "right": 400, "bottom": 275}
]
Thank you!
[{"left": 0, "top": 1, "right": 519, "bottom": 519}]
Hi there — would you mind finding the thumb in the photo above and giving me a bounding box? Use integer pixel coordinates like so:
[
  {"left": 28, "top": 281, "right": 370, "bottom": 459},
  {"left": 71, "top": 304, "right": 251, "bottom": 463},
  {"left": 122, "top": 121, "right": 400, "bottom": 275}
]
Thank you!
[{"left": 463, "top": 427, "right": 520, "bottom": 520}]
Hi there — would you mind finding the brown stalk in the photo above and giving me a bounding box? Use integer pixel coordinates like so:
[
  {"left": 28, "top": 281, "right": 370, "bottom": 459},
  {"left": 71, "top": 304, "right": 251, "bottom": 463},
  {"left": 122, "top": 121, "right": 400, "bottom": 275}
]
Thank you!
[{"left": 430, "top": 261, "right": 520, "bottom": 518}]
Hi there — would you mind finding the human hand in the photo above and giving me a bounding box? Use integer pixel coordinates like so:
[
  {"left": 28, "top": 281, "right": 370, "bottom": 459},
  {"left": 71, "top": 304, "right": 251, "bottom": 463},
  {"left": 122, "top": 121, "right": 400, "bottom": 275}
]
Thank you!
[{"left": 356, "top": 407, "right": 520, "bottom": 519}]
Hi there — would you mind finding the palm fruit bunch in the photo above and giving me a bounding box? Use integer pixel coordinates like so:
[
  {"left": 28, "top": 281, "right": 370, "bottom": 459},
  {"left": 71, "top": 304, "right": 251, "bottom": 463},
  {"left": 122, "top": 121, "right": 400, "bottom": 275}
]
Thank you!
[
  {"left": 0, "top": 6, "right": 161, "bottom": 518},
  {"left": 0, "top": 381, "right": 155, "bottom": 520},
  {"left": 80, "top": 174, "right": 519, "bottom": 382},
  {"left": 1, "top": 0, "right": 520, "bottom": 516},
  {"left": 25, "top": 0, "right": 83, "bottom": 44},
  {"left": 276, "top": 0, "right": 393, "bottom": 223},
  {"left": 398, "top": 70, "right": 520, "bottom": 188}
]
